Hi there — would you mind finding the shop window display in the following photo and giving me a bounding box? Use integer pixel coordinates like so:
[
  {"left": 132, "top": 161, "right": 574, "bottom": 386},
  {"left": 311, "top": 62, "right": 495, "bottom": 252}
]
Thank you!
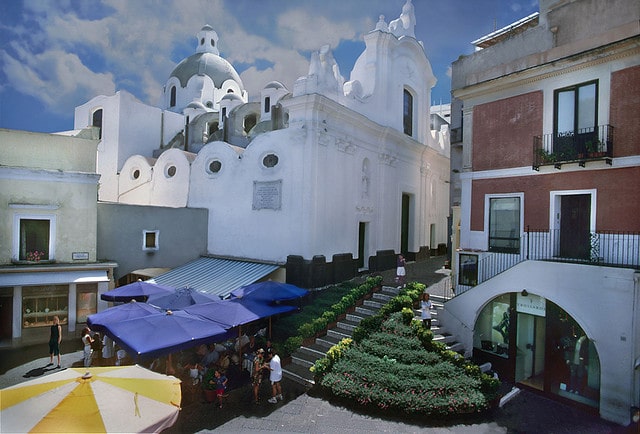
[
  {"left": 548, "top": 303, "right": 600, "bottom": 407},
  {"left": 474, "top": 294, "right": 511, "bottom": 358},
  {"left": 22, "top": 286, "right": 68, "bottom": 328}
]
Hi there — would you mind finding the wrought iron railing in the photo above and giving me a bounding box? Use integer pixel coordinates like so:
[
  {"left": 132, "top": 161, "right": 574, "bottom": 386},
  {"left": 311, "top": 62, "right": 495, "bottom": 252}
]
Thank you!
[
  {"left": 454, "top": 227, "right": 639, "bottom": 295},
  {"left": 533, "top": 124, "right": 614, "bottom": 170}
]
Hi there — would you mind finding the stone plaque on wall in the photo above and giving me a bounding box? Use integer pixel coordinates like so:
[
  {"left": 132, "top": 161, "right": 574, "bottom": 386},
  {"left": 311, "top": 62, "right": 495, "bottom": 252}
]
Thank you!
[{"left": 253, "top": 180, "right": 282, "bottom": 210}]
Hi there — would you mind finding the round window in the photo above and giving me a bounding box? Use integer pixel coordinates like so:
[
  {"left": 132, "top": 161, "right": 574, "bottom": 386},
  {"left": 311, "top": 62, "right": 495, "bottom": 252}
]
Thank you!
[
  {"left": 166, "top": 165, "right": 177, "bottom": 178},
  {"left": 132, "top": 169, "right": 140, "bottom": 180},
  {"left": 263, "top": 153, "right": 279, "bottom": 168},
  {"left": 207, "top": 160, "right": 222, "bottom": 174}
]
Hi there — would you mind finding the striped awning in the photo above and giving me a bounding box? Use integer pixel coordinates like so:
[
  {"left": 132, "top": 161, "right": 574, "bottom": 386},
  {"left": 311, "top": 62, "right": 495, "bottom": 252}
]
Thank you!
[{"left": 148, "top": 257, "right": 280, "bottom": 299}]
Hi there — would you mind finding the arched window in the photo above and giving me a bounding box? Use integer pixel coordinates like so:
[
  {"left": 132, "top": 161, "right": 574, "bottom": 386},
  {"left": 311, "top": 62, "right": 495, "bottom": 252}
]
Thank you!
[
  {"left": 243, "top": 114, "right": 257, "bottom": 134},
  {"left": 264, "top": 96, "right": 271, "bottom": 113},
  {"left": 92, "top": 109, "right": 103, "bottom": 140},
  {"left": 170, "top": 86, "right": 176, "bottom": 108},
  {"left": 208, "top": 121, "right": 219, "bottom": 136},
  {"left": 403, "top": 89, "right": 413, "bottom": 137}
]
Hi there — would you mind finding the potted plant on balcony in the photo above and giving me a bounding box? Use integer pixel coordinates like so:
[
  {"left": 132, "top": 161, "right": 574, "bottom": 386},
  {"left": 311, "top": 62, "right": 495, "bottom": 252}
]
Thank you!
[
  {"left": 586, "top": 140, "right": 606, "bottom": 158},
  {"left": 535, "top": 148, "right": 556, "bottom": 164}
]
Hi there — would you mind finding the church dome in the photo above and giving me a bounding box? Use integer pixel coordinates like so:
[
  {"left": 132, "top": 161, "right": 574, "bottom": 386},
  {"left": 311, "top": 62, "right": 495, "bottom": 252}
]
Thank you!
[
  {"left": 170, "top": 52, "right": 244, "bottom": 89},
  {"left": 169, "top": 25, "right": 244, "bottom": 90}
]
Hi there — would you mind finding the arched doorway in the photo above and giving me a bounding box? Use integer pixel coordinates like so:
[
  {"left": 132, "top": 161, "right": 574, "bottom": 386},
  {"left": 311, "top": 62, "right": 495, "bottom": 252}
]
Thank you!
[{"left": 473, "top": 293, "right": 600, "bottom": 408}]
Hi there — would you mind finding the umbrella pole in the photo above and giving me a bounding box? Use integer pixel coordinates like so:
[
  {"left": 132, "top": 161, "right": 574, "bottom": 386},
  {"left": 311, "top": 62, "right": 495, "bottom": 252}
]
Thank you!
[{"left": 268, "top": 318, "right": 272, "bottom": 339}]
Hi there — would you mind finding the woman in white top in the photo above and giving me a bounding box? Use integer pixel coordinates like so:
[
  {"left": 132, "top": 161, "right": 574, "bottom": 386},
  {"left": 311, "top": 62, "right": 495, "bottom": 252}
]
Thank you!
[
  {"left": 420, "top": 292, "right": 432, "bottom": 329},
  {"left": 81, "top": 327, "right": 94, "bottom": 367}
]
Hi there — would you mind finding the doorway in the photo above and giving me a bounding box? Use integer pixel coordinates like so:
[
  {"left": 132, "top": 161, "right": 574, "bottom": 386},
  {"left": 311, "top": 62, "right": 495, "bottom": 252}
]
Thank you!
[
  {"left": 357, "top": 222, "right": 369, "bottom": 270},
  {"left": 559, "top": 194, "right": 591, "bottom": 260},
  {"left": 515, "top": 312, "right": 546, "bottom": 390},
  {"left": 401, "top": 194, "right": 410, "bottom": 256},
  {"left": 0, "top": 295, "right": 13, "bottom": 341}
]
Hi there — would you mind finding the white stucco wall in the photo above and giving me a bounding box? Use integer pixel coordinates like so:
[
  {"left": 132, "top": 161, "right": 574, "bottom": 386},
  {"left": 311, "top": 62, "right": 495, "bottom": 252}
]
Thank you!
[
  {"left": 75, "top": 91, "right": 185, "bottom": 202},
  {"left": 441, "top": 260, "right": 640, "bottom": 425}
]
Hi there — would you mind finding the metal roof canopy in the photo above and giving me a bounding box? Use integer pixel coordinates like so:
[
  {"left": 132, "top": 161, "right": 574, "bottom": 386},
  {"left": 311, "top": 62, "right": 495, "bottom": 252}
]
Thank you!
[{"left": 148, "top": 257, "right": 280, "bottom": 299}]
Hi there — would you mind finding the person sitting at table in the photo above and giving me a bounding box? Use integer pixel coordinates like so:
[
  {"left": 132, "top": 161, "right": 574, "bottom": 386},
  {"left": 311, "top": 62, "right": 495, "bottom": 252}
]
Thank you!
[{"left": 216, "top": 350, "right": 230, "bottom": 374}]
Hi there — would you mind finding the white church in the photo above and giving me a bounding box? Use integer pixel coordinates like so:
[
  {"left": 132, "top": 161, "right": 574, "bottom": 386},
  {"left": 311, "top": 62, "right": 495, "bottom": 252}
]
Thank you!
[{"left": 74, "top": 0, "right": 450, "bottom": 283}]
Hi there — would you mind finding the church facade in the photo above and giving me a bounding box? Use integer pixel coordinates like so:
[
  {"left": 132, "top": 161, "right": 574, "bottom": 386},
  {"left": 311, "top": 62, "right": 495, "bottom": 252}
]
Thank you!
[{"left": 74, "top": 1, "right": 450, "bottom": 278}]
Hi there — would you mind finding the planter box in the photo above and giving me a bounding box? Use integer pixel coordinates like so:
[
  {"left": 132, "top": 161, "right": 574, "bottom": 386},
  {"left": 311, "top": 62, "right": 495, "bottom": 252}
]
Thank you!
[
  {"left": 302, "top": 337, "right": 316, "bottom": 346},
  {"left": 203, "top": 389, "right": 216, "bottom": 403}
]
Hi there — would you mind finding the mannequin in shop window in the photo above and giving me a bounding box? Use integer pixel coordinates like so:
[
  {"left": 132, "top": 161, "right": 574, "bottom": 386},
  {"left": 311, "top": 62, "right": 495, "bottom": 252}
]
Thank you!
[{"left": 568, "top": 333, "right": 588, "bottom": 394}]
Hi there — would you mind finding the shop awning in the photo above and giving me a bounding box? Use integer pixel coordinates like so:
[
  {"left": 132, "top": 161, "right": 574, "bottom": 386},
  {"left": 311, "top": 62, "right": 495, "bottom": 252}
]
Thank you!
[{"left": 148, "top": 257, "right": 279, "bottom": 299}]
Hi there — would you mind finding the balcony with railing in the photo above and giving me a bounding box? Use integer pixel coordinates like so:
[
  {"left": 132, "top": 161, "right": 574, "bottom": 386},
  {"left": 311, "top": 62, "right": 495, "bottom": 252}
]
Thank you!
[
  {"left": 454, "top": 227, "right": 639, "bottom": 296},
  {"left": 533, "top": 124, "right": 613, "bottom": 170}
]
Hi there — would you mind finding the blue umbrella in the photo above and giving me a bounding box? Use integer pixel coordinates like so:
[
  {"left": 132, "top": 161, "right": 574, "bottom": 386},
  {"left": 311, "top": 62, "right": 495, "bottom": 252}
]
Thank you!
[
  {"left": 184, "top": 298, "right": 296, "bottom": 329},
  {"left": 100, "top": 281, "right": 175, "bottom": 302},
  {"left": 103, "top": 310, "right": 233, "bottom": 360},
  {"left": 230, "top": 281, "right": 307, "bottom": 303},
  {"left": 87, "top": 300, "right": 161, "bottom": 331},
  {"left": 148, "top": 287, "right": 220, "bottom": 310}
]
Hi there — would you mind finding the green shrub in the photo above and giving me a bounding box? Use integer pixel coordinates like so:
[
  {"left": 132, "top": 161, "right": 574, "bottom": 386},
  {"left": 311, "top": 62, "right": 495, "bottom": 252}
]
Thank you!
[
  {"left": 312, "top": 317, "right": 328, "bottom": 334},
  {"left": 331, "top": 301, "right": 347, "bottom": 316},
  {"left": 322, "top": 310, "right": 337, "bottom": 323},
  {"left": 283, "top": 335, "right": 303, "bottom": 358},
  {"left": 297, "top": 322, "right": 315, "bottom": 339},
  {"left": 319, "top": 308, "right": 498, "bottom": 418},
  {"left": 310, "top": 337, "right": 352, "bottom": 380},
  {"left": 400, "top": 307, "right": 414, "bottom": 324},
  {"left": 352, "top": 314, "right": 383, "bottom": 343}
]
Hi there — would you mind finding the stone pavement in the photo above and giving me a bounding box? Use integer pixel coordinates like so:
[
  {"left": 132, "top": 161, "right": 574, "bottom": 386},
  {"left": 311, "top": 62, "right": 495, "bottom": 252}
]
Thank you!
[{"left": 0, "top": 256, "right": 631, "bottom": 433}]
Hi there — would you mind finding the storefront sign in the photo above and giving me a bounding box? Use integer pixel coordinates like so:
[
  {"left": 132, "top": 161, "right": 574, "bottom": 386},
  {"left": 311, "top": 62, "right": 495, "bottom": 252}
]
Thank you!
[{"left": 516, "top": 293, "right": 546, "bottom": 316}]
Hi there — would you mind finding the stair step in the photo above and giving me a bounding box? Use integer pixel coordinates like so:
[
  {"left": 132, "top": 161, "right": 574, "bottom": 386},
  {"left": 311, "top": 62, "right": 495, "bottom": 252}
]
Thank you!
[
  {"left": 363, "top": 299, "right": 384, "bottom": 309},
  {"left": 297, "top": 346, "right": 326, "bottom": 359},
  {"left": 429, "top": 294, "right": 449, "bottom": 304},
  {"left": 316, "top": 334, "right": 342, "bottom": 349},
  {"left": 291, "top": 354, "right": 315, "bottom": 368},
  {"left": 372, "top": 293, "right": 394, "bottom": 303},
  {"left": 337, "top": 317, "right": 361, "bottom": 327},
  {"left": 447, "top": 342, "right": 465, "bottom": 353},
  {"left": 433, "top": 334, "right": 456, "bottom": 344},
  {"left": 282, "top": 363, "right": 315, "bottom": 387},
  {"left": 354, "top": 305, "right": 377, "bottom": 317},
  {"left": 327, "top": 328, "right": 351, "bottom": 340}
]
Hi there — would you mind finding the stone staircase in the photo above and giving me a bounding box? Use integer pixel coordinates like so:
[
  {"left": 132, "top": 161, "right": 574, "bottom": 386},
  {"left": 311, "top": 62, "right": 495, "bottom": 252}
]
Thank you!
[{"left": 282, "top": 283, "right": 465, "bottom": 387}]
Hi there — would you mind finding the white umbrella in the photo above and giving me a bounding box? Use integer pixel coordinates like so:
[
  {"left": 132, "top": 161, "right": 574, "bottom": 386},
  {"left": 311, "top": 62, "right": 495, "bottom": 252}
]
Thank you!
[{"left": 0, "top": 365, "right": 181, "bottom": 433}]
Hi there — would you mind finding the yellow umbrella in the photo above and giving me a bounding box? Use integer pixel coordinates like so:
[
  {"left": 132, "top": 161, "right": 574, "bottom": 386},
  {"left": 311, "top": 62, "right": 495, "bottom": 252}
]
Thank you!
[{"left": 1, "top": 365, "right": 181, "bottom": 433}]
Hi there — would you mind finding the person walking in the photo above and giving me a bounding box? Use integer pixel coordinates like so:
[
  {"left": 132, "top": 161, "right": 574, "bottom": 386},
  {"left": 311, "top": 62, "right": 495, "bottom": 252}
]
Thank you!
[
  {"left": 47, "top": 316, "right": 62, "bottom": 368},
  {"left": 102, "top": 334, "right": 115, "bottom": 365},
  {"left": 267, "top": 349, "right": 283, "bottom": 404},
  {"left": 396, "top": 254, "right": 406, "bottom": 287},
  {"left": 212, "top": 370, "right": 228, "bottom": 408},
  {"left": 421, "top": 292, "right": 432, "bottom": 329},
  {"left": 81, "top": 327, "right": 94, "bottom": 367}
]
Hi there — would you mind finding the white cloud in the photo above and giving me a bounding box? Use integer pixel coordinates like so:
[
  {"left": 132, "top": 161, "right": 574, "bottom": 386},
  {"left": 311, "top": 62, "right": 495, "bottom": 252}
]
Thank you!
[
  {"left": 275, "top": 8, "right": 361, "bottom": 52},
  {"left": 1, "top": 48, "right": 115, "bottom": 115}
]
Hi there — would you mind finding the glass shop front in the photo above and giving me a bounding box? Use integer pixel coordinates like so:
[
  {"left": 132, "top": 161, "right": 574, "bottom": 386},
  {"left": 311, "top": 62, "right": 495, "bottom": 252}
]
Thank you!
[{"left": 473, "top": 293, "right": 600, "bottom": 409}]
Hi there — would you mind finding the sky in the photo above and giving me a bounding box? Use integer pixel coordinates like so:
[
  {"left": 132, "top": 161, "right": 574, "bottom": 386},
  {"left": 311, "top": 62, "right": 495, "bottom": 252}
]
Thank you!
[{"left": 0, "top": 0, "right": 539, "bottom": 134}]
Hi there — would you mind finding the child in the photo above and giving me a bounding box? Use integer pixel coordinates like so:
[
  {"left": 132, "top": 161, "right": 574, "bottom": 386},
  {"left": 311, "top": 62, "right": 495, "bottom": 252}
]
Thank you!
[
  {"left": 421, "top": 292, "right": 432, "bottom": 329},
  {"left": 212, "top": 370, "right": 228, "bottom": 408}
]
